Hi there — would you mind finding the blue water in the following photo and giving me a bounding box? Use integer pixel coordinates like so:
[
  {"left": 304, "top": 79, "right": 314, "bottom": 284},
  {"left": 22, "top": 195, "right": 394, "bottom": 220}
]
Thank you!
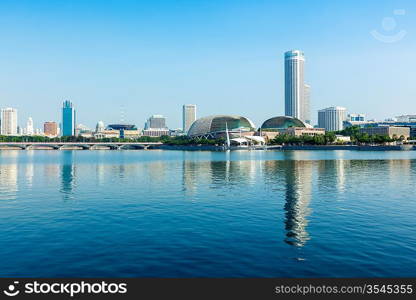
[{"left": 0, "top": 150, "right": 415, "bottom": 278}]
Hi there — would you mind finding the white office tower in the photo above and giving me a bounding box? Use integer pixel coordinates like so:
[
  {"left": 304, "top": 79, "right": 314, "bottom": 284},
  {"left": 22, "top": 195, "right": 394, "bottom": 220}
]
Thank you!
[
  {"left": 145, "top": 115, "right": 167, "bottom": 129},
  {"left": 182, "top": 104, "right": 196, "bottom": 133},
  {"left": 318, "top": 107, "right": 347, "bottom": 131},
  {"left": 26, "top": 117, "right": 34, "bottom": 135},
  {"left": 1, "top": 107, "right": 18, "bottom": 135},
  {"left": 285, "top": 50, "right": 306, "bottom": 122},
  {"left": 303, "top": 84, "right": 311, "bottom": 124}
]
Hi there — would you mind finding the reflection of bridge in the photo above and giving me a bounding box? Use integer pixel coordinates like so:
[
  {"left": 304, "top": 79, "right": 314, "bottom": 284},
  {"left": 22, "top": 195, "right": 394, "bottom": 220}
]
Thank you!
[{"left": 0, "top": 142, "right": 163, "bottom": 150}]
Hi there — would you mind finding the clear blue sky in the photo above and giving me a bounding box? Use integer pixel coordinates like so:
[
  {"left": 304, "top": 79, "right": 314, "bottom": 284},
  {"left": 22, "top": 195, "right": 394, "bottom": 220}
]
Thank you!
[{"left": 0, "top": 0, "right": 415, "bottom": 129}]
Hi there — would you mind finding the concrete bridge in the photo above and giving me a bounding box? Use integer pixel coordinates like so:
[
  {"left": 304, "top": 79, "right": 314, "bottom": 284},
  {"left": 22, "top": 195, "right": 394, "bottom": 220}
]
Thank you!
[{"left": 0, "top": 142, "right": 163, "bottom": 150}]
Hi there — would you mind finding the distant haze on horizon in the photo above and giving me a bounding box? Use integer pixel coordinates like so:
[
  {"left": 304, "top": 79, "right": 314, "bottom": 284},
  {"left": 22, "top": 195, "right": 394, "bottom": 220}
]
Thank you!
[{"left": 0, "top": 0, "right": 415, "bottom": 129}]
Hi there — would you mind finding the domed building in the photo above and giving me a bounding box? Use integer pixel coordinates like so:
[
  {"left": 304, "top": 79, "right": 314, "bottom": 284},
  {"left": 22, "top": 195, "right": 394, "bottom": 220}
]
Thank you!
[
  {"left": 259, "top": 116, "right": 324, "bottom": 141},
  {"left": 188, "top": 115, "right": 256, "bottom": 138},
  {"left": 96, "top": 121, "right": 105, "bottom": 133},
  {"left": 260, "top": 116, "right": 308, "bottom": 131}
]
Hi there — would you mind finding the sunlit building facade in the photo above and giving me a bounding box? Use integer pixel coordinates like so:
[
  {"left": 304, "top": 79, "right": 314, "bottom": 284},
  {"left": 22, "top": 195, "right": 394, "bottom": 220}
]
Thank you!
[{"left": 1, "top": 107, "right": 18, "bottom": 135}]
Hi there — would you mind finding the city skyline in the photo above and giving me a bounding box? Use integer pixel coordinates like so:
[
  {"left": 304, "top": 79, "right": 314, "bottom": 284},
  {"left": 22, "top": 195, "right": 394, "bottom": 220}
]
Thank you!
[{"left": 0, "top": 1, "right": 414, "bottom": 130}]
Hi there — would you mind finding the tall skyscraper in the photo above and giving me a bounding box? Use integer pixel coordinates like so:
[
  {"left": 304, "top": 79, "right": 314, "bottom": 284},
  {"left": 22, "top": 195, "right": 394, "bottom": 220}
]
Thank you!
[
  {"left": 145, "top": 115, "right": 167, "bottom": 129},
  {"left": 318, "top": 107, "right": 347, "bottom": 131},
  {"left": 44, "top": 121, "right": 58, "bottom": 137},
  {"left": 26, "top": 117, "right": 34, "bottom": 135},
  {"left": 285, "top": 50, "right": 308, "bottom": 122},
  {"left": 303, "top": 84, "right": 311, "bottom": 124},
  {"left": 62, "top": 100, "right": 76, "bottom": 136},
  {"left": 182, "top": 104, "right": 196, "bottom": 133},
  {"left": 1, "top": 107, "right": 18, "bottom": 135}
]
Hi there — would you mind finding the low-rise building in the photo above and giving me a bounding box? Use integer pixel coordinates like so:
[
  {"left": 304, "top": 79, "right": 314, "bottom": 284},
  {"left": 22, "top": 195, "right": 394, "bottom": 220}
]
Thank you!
[
  {"left": 359, "top": 126, "right": 410, "bottom": 139},
  {"left": 94, "top": 130, "right": 120, "bottom": 139},
  {"left": 142, "top": 129, "right": 170, "bottom": 137},
  {"left": 282, "top": 127, "right": 325, "bottom": 137},
  {"left": 335, "top": 135, "right": 351, "bottom": 143},
  {"left": 123, "top": 130, "right": 141, "bottom": 139}
]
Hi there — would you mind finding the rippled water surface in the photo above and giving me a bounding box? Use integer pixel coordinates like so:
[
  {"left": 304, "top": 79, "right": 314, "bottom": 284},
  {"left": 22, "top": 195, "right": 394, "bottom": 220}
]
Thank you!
[{"left": 0, "top": 150, "right": 415, "bottom": 277}]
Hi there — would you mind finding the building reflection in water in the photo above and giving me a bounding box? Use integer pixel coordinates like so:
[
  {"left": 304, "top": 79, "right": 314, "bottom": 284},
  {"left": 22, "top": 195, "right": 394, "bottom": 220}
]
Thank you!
[
  {"left": 264, "top": 152, "right": 313, "bottom": 247},
  {"left": 0, "top": 151, "right": 19, "bottom": 200},
  {"left": 388, "top": 159, "right": 412, "bottom": 186},
  {"left": 60, "top": 151, "right": 76, "bottom": 200},
  {"left": 317, "top": 159, "right": 348, "bottom": 194},
  {"left": 181, "top": 152, "right": 259, "bottom": 197},
  {"left": 182, "top": 160, "right": 199, "bottom": 196}
]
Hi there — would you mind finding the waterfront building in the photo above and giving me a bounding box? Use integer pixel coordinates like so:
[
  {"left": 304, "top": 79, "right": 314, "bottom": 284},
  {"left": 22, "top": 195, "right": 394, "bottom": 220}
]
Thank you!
[
  {"left": 145, "top": 115, "right": 167, "bottom": 130},
  {"left": 284, "top": 127, "right": 325, "bottom": 137},
  {"left": 344, "top": 113, "right": 367, "bottom": 128},
  {"left": 1, "top": 107, "right": 18, "bottom": 135},
  {"left": 318, "top": 107, "right": 347, "bottom": 132},
  {"left": 359, "top": 126, "right": 410, "bottom": 139},
  {"left": 187, "top": 115, "right": 256, "bottom": 139},
  {"left": 26, "top": 117, "right": 34, "bottom": 135},
  {"left": 259, "top": 116, "right": 323, "bottom": 141},
  {"left": 44, "top": 122, "right": 58, "bottom": 137},
  {"left": 182, "top": 104, "right": 197, "bottom": 133},
  {"left": 285, "top": 50, "right": 308, "bottom": 123},
  {"left": 62, "top": 100, "right": 76, "bottom": 136},
  {"left": 142, "top": 129, "right": 170, "bottom": 137},
  {"left": 94, "top": 130, "right": 120, "bottom": 139},
  {"left": 107, "top": 124, "right": 137, "bottom": 139},
  {"left": 396, "top": 115, "right": 416, "bottom": 122}
]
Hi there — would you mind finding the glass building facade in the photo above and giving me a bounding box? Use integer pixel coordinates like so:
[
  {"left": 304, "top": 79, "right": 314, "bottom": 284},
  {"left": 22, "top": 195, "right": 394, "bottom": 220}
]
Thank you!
[
  {"left": 260, "top": 116, "right": 307, "bottom": 131},
  {"left": 62, "top": 100, "right": 76, "bottom": 136},
  {"left": 187, "top": 115, "right": 255, "bottom": 137}
]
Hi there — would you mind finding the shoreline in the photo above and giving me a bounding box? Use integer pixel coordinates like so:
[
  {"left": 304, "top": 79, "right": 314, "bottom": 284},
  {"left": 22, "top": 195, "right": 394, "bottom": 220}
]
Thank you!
[{"left": 0, "top": 145, "right": 415, "bottom": 151}]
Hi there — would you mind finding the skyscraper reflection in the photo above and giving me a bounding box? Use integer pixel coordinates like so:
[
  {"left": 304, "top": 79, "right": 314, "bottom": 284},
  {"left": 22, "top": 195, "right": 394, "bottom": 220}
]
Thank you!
[
  {"left": 60, "top": 151, "right": 76, "bottom": 200},
  {"left": 0, "top": 151, "right": 19, "bottom": 200},
  {"left": 282, "top": 159, "right": 313, "bottom": 247},
  {"left": 263, "top": 153, "right": 313, "bottom": 248}
]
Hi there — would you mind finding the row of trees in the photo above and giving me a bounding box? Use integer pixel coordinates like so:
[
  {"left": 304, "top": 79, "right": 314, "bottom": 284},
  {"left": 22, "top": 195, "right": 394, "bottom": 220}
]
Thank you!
[
  {"left": 0, "top": 135, "right": 226, "bottom": 146},
  {"left": 269, "top": 133, "right": 337, "bottom": 145}
]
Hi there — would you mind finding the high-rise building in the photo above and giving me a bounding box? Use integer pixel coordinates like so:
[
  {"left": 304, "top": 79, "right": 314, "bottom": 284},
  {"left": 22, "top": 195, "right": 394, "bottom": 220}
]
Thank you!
[
  {"left": 303, "top": 84, "right": 311, "bottom": 124},
  {"left": 318, "top": 107, "right": 347, "bottom": 131},
  {"left": 145, "top": 115, "right": 167, "bottom": 129},
  {"left": 285, "top": 50, "right": 307, "bottom": 122},
  {"left": 1, "top": 107, "right": 18, "bottom": 135},
  {"left": 182, "top": 104, "right": 196, "bottom": 133},
  {"left": 26, "top": 117, "right": 34, "bottom": 135},
  {"left": 44, "top": 122, "right": 58, "bottom": 137},
  {"left": 62, "top": 100, "right": 76, "bottom": 136}
]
